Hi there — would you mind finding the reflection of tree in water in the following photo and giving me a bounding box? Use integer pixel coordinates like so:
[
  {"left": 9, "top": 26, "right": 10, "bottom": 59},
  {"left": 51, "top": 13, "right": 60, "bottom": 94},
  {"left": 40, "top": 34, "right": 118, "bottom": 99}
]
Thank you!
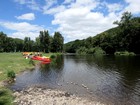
[
  {"left": 38, "top": 55, "right": 64, "bottom": 84},
  {"left": 114, "top": 56, "right": 140, "bottom": 86},
  {"left": 73, "top": 55, "right": 116, "bottom": 71},
  {"left": 40, "top": 55, "right": 64, "bottom": 70},
  {"left": 86, "top": 55, "right": 140, "bottom": 104},
  {"left": 70, "top": 54, "right": 140, "bottom": 104},
  {"left": 114, "top": 56, "right": 140, "bottom": 102}
]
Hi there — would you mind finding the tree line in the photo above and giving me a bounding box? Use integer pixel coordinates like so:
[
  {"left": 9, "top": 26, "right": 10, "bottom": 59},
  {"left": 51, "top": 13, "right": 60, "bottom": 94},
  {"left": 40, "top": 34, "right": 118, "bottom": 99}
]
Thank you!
[
  {"left": 0, "top": 30, "right": 64, "bottom": 53},
  {"left": 64, "top": 12, "right": 140, "bottom": 54}
]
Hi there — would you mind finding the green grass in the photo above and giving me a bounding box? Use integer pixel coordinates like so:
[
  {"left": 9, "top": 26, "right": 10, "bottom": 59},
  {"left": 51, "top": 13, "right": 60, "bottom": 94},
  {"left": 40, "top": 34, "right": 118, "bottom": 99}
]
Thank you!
[
  {"left": 0, "top": 52, "right": 36, "bottom": 105},
  {"left": 0, "top": 52, "right": 63, "bottom": 105},
  {"left": 0, "top": 87, "right": 13, "bottom": 105},
  {"left": 0, "top": 53, "right": 35, "bottom": 81}
]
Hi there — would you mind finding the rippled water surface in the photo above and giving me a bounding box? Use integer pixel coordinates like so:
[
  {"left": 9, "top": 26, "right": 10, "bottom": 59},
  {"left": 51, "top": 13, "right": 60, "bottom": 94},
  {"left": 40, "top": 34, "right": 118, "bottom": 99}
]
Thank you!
[{"left": 10, "top": 55, "right": 140, "bottom": 105}]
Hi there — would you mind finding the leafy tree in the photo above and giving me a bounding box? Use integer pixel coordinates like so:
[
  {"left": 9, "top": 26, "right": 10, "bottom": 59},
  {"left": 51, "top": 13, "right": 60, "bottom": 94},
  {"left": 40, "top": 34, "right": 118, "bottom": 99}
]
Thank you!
[
  {"left": 0, "top": 32, "right": 7, "bottom": 52},
  {"left": 39, "top": 30, "right": 50, "bottom": 52},
  {"left": 51, "top": 32, "right": 64, "bottom": 52},
  {"left": 65, "top": 12, "right": 140, "bottom": 54},
  {"left": 76, "top": 47, "right": 88, "bottom": 55},
  {"left": 23, "top": 37, "right": 32, "bottom": 51},
  {"left": 14, "top": 38, "right": 24, "bottom": 52}
]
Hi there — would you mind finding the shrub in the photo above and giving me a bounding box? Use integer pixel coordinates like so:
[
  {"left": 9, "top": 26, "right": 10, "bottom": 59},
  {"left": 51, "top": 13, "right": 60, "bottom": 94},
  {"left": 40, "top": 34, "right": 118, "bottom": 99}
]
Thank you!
[
  {"left": 29, "top": 59, "right": 35, "bottom": 65},
  {"left": 87, "top": 48, "right": 95, "bottom": 54},
  {"left": 50, "top": 54, "right": 56, "bottom": 59},
  {"left": 114, "top": 51, "right": 136, "bottom": 56},
  {"left": 94, "top": 47, "right": 106, "bottom": 55},
  {"left": 0, "top": 87, "right": 13, "bottom": 105},
  {"left": 76, "top": 47, "right": 88, "bottom": 55},
  {"left": 7, "top": 70, "right": 15, "bottom": 79}
]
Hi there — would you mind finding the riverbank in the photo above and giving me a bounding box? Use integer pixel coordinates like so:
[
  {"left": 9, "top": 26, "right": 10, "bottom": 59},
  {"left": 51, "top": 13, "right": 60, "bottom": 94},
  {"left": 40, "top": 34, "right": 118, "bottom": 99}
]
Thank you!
[
  {"left": 0, "top": 52, "right": 56, "bottom": 105},
  {"left": 0, "top": 53, "right": 35, "bottom": 81},
  {"left": 13, "top": 87, "right": 104, "bottom": 105},
  {"left": 0, "top": 53, "right": 35, "bottom": 105}
]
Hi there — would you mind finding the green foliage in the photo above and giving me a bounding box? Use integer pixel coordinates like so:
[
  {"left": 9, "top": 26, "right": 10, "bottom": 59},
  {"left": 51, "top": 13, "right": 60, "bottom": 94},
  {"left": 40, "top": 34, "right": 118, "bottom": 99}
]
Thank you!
[
  {"left": 64, "top": 40, "right": 85, "bottom": 53},
  {"left": 94, "top": 47, "right": 106, "bottom": 55},
  {"left": 39, "top": 30, "right": 50, "bottom": 53},
  {"left": 23, "top": 37, "right": 33, "bottom": 52},
  {"left": 0, "top": 53, "right": 35, "bottom": 81},
  {"left": 29, "top": 59, "right": 35, "bottom": 65},
  {"left": 76, "top": 47, "right": 88, "bottom": 55},
  {"left": 50, "top": 54, "right": 57, "bottom": 59},
  {"left": 0, "top": 87, "right": 13, "bottom": 105},
  {"left": 50, "top": 32, "right": 64, "bottom": 52},
  {"left": 0, "top": 30, "right": 64, "bottom": 53},
  {"left": 114, "top": 51, "right": 136, "bottom": 56},
  {"left": 7, "top": 70, "right": 15, "bottom": 79},
  {"left": 87, "top": 48, "right": 95, "bottom": 54},
  {"left": 76, "top": 47, "right": 105, "bottom": 55},
  {"left": 65, "top": 12, "right": 140, "bottom": 54}
]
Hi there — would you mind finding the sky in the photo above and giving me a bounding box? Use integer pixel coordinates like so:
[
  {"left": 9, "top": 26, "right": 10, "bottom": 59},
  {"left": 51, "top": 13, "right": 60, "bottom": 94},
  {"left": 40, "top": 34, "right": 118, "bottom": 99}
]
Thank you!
[{"left": 0, "top": 0, "right": 140, "bottom": 43}]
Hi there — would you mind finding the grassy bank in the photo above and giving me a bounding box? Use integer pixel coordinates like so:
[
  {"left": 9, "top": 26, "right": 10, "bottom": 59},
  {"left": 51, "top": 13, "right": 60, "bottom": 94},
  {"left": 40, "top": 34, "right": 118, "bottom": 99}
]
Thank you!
[
  {"left": 0, "top": 52, "right": 62, "bottom": 105},
  {"left": 0, "top": 52, "right": 62, "bottom": 81},
  {"left": 0, "top": 52, "right": 35, "bottom": 105},
  {"left": 0, "top": 53, "right": 35, "bottom": 81}
]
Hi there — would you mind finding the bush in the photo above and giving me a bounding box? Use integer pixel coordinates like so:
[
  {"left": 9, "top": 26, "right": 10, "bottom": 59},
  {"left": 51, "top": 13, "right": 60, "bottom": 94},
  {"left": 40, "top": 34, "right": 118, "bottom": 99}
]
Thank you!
[
  {"left": 76, "top": 47, "right": 88, "bottom": 55},
  {"left": 76, "top": 47, "right": 105, "bottom": 55},
  {"left": 29, "top": 59, "right": 35, "bottom": 65},
  {"left": 7, "top": 70, "right": 15, "bottom": 79},
  {"left": 50, "top": 54, "right": 56, "bottom": 59},
  {"left": 94, "top": 47, "right": 106, "bottom": 55},
  {"left": 114, "top": 51, "right": 136, "bottom": 56},
  {"left": 87, "top": 48, "right": 95, "bottom": 54},
  {"left": 0, "top": 87, "right": 13, "bottom": 105}
]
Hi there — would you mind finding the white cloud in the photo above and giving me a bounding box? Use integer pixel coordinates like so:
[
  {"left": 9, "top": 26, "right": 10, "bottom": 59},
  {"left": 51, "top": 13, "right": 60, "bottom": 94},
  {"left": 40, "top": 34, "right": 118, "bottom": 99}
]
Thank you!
[
  {"left": 43, "top": 5, "right": 66, "bottom": 15},
  {"left": 70, "top": 0, "right": 99, "bottom": 10},
  {"left": 63, "top": 0, "right": 75, "bottom": 4},
  {"left": 13, "top": 0, "right": 140, "bottom": 42},
  {"left": 14, "top": 0, "right": 40, "bottom": 10},
  {"left": 10, "top": 32, "right": 39, "bottom": 40},
  {"left": 16, "top": 13, "right": 35, "bottom": 20},
  {"left": 0, "top": 21, "right": 44, "bottom": 40},
  {"left": 0, "top": 21, "right": 43, "bottom": 32},
  {"left": 105, "top": 3, "right": 123, "bottom": 13},
  {"left": 50, "top": 0, "right": 119, "bottom": 42},
  {"left": 43, "top": 0, "right": 57, "bottom": 13},
  {"left": 124, "top": 0, "right": 140, "bottom": 14},
  {"left": 53, "top": 11, "right": 119, "bottom": 42}
]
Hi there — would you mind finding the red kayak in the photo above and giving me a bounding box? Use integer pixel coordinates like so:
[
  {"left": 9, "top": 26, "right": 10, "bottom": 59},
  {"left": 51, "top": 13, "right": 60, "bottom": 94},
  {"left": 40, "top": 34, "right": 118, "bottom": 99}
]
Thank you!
[{"left": 31, "top": 56, "right": 51, "bottom": 63}]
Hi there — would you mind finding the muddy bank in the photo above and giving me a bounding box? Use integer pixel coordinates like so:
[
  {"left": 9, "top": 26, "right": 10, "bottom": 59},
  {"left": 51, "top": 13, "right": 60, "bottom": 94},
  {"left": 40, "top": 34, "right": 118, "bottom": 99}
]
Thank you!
[{"left": 13, "top": 87, "right": 104, "bottom": 105}]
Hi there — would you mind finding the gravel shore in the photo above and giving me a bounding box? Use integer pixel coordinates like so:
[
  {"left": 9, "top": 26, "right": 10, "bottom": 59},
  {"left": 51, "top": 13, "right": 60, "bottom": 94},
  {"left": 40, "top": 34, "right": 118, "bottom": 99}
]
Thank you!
[{"left": 13, "top": 87, "right": 104, "bottom": 105}]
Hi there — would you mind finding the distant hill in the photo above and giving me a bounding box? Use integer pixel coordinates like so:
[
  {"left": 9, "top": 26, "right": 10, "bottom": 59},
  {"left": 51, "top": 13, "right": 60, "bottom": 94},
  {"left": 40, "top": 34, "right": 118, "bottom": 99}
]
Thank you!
[{"left": 64, "top": 12, "right": 140, "bottom": 54}]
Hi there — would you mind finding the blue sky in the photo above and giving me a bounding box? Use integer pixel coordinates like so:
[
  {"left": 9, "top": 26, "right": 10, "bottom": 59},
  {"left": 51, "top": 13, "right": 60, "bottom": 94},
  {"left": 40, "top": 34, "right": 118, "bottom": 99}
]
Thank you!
[{"left": 0, "top": 0, "right": 140, "bottom": 43}]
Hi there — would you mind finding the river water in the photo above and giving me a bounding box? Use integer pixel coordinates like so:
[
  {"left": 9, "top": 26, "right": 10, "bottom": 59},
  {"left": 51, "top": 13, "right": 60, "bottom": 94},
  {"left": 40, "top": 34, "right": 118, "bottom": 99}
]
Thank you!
[{"left": 10, "top": 55, "right": 140, "bottom": 105}]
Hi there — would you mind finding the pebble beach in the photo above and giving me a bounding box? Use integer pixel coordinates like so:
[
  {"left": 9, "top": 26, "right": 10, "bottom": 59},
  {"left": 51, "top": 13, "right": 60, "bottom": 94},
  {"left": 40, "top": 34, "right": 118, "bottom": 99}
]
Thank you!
[{"left": 13, "top": 87, "right": 105, "bottom": 105}]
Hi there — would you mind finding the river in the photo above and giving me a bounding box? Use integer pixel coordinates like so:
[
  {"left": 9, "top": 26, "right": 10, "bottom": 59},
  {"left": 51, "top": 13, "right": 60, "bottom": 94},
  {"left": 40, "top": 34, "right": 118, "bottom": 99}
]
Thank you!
[{"left": 10, "top": 54, "right": 140, "bottom": 105}]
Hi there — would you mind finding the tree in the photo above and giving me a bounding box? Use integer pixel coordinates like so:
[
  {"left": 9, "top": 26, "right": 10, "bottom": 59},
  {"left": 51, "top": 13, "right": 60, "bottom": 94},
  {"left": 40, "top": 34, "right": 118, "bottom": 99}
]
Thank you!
[
  {"left": 14, "top": 38, "right": 24, "bottom": 52},
  {"left": 23, "top": 37, "right": 32, "bottom": 51},
  {"left": 51, "top": 32, "right": 64, "bottom": 52},
  {"left": 4, "top": 37, "right": 15, "bottom": 52},
  {"left": 0, "top": 32, "right": 7, "bottom": 52},
  {"left": 39, "top": 30, "right": 50, "bottom": 53}
]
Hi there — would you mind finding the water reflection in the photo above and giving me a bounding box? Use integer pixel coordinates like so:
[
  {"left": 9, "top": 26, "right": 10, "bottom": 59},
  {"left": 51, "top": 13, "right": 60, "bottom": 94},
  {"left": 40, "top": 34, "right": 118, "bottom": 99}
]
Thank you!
[{"left": 10, "top": 55, "right": 140, "bottom": 105}]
